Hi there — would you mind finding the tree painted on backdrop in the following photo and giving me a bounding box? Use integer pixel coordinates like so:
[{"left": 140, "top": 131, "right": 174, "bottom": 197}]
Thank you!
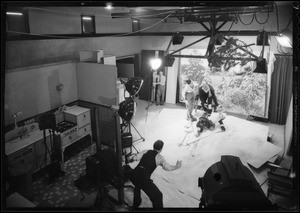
[
  {"left": 181, "top": 49, "right": 207, "bottom": 84},
  {"left": 216, "top": 68, "right": 267, "bottom": 116},
  {"left": 180, "top": 37, "right": 267, "bottom": 116}
]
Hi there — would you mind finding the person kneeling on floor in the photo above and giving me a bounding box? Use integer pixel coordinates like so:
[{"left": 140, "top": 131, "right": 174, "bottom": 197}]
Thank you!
[
  {"left": 127, "top": 140, "right": 182, "bottom": 209},
  {"left": 194, "top": 112, "right": 226, "bottom": 137}
]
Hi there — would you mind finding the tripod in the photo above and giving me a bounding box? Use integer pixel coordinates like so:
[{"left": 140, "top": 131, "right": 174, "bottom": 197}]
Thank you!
[
  {"left": 146, "top": 69, "right": 158, "bottom": 110},
  {"left": 146, "top": 85, "right": 156, "bottom": 110},
  {"left": 121, "top": 120, "right": 145, "bottom": 150}
]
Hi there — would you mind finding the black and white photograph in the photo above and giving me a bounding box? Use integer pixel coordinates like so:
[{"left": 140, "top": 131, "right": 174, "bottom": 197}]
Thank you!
[{"left": 1, "top": 1, "right": 299, "bottom": 211}]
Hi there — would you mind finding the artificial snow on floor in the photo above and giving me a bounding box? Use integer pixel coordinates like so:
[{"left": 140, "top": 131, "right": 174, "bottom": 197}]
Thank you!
[{"left": 128, "top": 106, "right": 282, "bottom": 208}]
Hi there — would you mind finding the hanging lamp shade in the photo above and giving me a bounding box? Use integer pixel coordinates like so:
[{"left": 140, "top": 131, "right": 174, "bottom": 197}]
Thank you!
[
  {"left": 256, "top": 30, "right": 270, "bottom": 46},
  {"left": 253, "top": 59, "right": 267, "bottom": 74},
  {"left": 163, "top": 55, "right": 175, "bottom": 67},
  {"left": 172, "top": 32, "right": 184, "bottom": 45}
]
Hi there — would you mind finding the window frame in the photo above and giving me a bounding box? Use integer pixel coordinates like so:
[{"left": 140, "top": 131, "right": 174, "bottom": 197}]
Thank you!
[{"left": 81, "top": 15, "right": 96, "bottom": 34}]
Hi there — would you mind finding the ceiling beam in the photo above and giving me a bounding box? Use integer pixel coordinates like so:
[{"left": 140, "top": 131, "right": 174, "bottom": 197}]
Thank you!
[
  {"left": 6, "top": 30, "right": 278, "bottom": 41},
  {"left": 171, "top": 54, "right": 259, "bottom": 61},
  {"left": 111, "top": 4, "right": 273, "bottom": 20},
  {"left": 168, "top": 36, "right": 210, "bottom": 56}
]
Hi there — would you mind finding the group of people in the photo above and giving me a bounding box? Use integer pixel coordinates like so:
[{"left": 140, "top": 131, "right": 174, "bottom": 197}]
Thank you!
[
  {"left": 182, "top": 77, "right": 226, "bottom": 137},
  {"left": 126, "top": 77, "right": 225, "bottom": 209},
  {"left": 182, "top": 78, "right": 219, "bottom": 122},
  {"left": 152, "top": 70, "right": 166, "bottom": 106}
]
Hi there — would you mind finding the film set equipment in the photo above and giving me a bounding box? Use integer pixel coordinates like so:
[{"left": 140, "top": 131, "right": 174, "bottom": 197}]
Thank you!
[
  {"left": 198, "top": 155, "right": 275, "bottom": 210},
  {"left": 119, "top": 77, "right": 145, "bottom": 144},
  {"left": 38, "top": 113, "right": 65, "bottom": 182},
  {"left": 76, "top": 77, "right": 145, "bottom": 206},
  {"left": 146, "top": 58, "right": 162, "bottom": 110}
]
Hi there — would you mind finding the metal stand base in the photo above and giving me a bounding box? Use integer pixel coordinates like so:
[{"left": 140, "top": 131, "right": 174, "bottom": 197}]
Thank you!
[
  {"left": 121, "top": 121, "right": 145, "bottom": 153},
  {"left": 130, "top": 122, "right": 145, "bottom": 143}
]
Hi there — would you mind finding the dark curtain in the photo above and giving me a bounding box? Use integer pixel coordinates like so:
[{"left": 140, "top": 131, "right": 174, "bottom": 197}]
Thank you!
[{"left": 268, "top": 55, "right": 293, "bottom": 124}]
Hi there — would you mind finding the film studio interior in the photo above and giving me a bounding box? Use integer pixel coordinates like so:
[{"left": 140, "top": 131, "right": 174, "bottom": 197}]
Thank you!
[{"left": 2, "top": 1, "right": 299, "bottom": 211}]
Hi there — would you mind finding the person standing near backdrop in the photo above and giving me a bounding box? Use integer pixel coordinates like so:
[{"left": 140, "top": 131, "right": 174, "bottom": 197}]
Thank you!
[
  {"left": 155, "top": 71, "right": 166, "bottom": 106},
  {"left": 182, "top": 79, "right": 197, "bottom": 125},
  {"left": 196, "top": 79, "right": 219, "bottom": 114},
  {"left": 151, "top": 70, "right": 158, "bottom": 103}
]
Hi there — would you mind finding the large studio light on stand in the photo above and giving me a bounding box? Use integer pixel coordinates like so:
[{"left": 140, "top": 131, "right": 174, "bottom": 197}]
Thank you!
[
  {"left": 198, "top": 155, "right": 275, "bottom": 210},
  {"left": 110, "top": 77, "right": 145, "bottom": 206},
  {"left": 146, "top": 58, "right": 162, "bottom": 109},
  {"left": 120, "top": 77, "right": 145, "bottom": 144}
]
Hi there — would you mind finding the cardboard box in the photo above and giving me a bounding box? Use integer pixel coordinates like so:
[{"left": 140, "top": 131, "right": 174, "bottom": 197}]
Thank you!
[
  {"left": 79, "top": 50, "right": 104, "bottom": 63},
  {"left": 103, "top": 55, "right": 116, "bottom": 65}
]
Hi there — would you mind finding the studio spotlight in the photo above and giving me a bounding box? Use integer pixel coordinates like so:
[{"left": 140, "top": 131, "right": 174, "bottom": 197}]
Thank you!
[
  {"left": 163, "top": 55, "right": 175, "bottom": 67},
  {"left": 214, "top": 33, "right": 224, "bottom": 46},
  {"left": 118, "top": 97, "right": 136, "bottom": 122},
  {"left": 150, "top": 58, "right": 162, "bottom": 70},
  {"left": 256, "top": 30, "right": 270, "bottom": 46},
  {"left": 125, "top": 77, "right": 144, "bottom": 97},
  {"left": 172, "top": 32, "right": 184, "bottom": 45},
  {"left": 198, "top": 155, "right": 275, "bottom": 210},
  {"left": 253, "top": 59, "right": 267, "bottom": 74},
  {"left": 275, "top": 30, "right": 292, "bottom": 48}
]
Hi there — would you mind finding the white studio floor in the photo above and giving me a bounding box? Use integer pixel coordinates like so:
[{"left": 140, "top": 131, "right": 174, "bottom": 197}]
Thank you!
[{"left": 117, "top": 98, "right": 286, "bottom": 208}]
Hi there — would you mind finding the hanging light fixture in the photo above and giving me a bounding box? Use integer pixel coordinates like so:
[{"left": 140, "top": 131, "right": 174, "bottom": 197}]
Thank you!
[
  {"left": 163, "top": 55, "right": 175, "bottom": 67},
  {"left": 274, "top": 12, "right": 292, "bottom": 48},
  {"left": 275, "top": 29, "right": 292, "bottom": 48},
  {"left": 253, "top": 58, "right": 267, "bottom": 74},
  {"left": 172, "top": 32, "right": 184, "bottom": 45},
  {"left": 256, "top": 30, "right": 270, "bottom": 46}
]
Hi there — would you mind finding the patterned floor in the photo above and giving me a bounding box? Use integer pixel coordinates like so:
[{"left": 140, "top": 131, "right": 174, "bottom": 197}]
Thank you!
[{"left": 31, "top": 138, "right": 97, "bottom": 208}]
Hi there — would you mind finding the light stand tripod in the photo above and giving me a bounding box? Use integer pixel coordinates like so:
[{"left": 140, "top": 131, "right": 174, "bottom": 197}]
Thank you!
[
  {"left": 146, "top": 69, "right": 158, "bottom": 110},
  {"left": 121, "top": 119, "right": 145, "bottom": 147}
]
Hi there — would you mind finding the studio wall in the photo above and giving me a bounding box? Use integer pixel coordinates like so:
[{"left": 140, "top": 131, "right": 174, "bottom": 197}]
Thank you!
[
  {"left": 76, "top": 62, "right": 118, "bottom": 106},
  {"left": 5, "top": 36, "right": 141, "bottom": 70},
  {"left": 5, "top": 62, "right": 78, "bottom": 125}
]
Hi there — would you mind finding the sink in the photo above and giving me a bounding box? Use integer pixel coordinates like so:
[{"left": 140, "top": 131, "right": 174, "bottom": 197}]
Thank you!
[{"left": 5, "top": 123, "right": 39, "bottom": 142}]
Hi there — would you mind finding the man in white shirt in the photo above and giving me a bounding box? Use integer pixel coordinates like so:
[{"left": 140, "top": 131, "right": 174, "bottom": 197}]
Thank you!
[
  {"left": 128, "top": 140, "right": 182, "bottom": 209},
  {"left": 154, "top": 71, "right": 166, "bottom": 106},
  {"left": 182, "top": 79, "right": 197, "bottom": 123}
]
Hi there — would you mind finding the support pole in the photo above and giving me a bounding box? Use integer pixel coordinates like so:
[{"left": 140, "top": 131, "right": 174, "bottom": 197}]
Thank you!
[
  {"left": 112, "top": 109, "right": 125, "bottom": 206},
  {"left": 167, "top": 36, "right": 210, "bottom": 56}
]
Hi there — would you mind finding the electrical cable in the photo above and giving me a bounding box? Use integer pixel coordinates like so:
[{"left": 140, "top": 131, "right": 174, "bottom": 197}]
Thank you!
[
  {"left": 274, "top": 2, "right": 280, "bottom": 33},
  {"left": 237, "top": 13, "right": 254, "bottom": 25},
  {"left": 260, "top": 178, "right": 268, "bottom": 187},
  {"left": 25, "top": 6, "right": 179, "bottom": 19},
  {"left": 254, "top": 10, "right": 269, "bottom": 24},
  {"left": 108, "top": 10, "right": 176, "bottom": 37},
  {"left": 277, "top": 44, "right": 293, "bottom": 55},
  {"left": 6, "top": 10, "right": 176, "bottom": 39},
  {"left": 161, "top": 177, "right": 200, "bottom": 201},
  {"left": 40, "top": 129, "right": 52, "bottom": 169},
  {"left": 228, "top": 20, "right": 234, "bottom": 32}
]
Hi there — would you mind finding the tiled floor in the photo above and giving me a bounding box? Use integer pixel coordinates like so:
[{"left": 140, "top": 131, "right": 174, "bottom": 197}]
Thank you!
[{"left": 31, "top": 138, "right": 97, "bottom": 208}]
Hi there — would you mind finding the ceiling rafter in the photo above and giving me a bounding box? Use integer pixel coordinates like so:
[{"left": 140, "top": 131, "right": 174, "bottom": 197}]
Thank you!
[{"left": 111, "top": 3, "right": 274, "bottom": 23}]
